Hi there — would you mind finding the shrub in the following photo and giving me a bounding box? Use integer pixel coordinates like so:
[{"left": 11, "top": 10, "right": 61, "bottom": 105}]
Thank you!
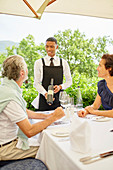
[
  {"left": 22, "top": 74, "right": 104, "bottom": 110},
  {"left": 22, "top": 77, "right": 38, "bottom": 110},
  {"left": 66, "top": 72, "right": 100, "bottom": 107}
]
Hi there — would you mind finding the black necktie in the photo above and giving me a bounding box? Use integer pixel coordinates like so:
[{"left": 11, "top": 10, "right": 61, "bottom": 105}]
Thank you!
[{"left": 50, "top": 58, "right": 54, "bottom": 66}]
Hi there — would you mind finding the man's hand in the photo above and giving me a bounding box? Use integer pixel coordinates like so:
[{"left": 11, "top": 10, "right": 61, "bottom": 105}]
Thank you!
[
  {"left": 52, "top": 107, "right": 65, "bottom": 121},
  {"left": 54, "top": 85, "right": 62, "bottom": 94}
]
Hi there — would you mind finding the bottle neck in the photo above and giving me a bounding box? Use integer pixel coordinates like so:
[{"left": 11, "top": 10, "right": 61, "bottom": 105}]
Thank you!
[
  {"left": 77, "top": 88, "right": 82, "bottom": 101},
  {"left": 50, "top": 78, "right": 54, "bottom": 85}
]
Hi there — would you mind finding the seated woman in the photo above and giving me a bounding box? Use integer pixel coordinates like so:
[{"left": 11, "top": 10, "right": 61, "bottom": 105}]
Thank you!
[{"left": 78, "top": 54, "right": 113, "bottom": 118}]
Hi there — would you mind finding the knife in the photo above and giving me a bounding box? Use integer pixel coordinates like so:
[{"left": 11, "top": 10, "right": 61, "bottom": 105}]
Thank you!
[{"left": 80, "top": 151, "right": 113, "bottom": 164}]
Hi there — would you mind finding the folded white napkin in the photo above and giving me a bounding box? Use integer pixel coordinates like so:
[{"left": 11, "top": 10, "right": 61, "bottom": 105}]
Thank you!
[
  {"left": 31, "top": 96, "right": 39, "bottom": 109},
  {"left": 70, "top": 117, "right": 91, "bottom": 153},
  {"left": 16, "top": 133, "right": 42, "bottom": 149}
]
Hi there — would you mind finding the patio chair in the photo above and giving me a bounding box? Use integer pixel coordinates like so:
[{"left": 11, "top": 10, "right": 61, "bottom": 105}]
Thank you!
[{"left": 0, "top": 158, "right": 48, "bottom": 170}]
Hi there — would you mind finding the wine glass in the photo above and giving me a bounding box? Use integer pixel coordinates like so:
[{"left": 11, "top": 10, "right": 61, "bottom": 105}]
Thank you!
[
  {"left": 59, "top": 91, "right": 67, "bottom": 108},
  {"left": 59, "top": 92, "right": 73, "bottom": 123},
  {"left": 69, "top": 97, "right": 75, "bottom": 122},
  {"left": 59, "top": 91, "right": 69, "bottom": 122},
  {"left": 65, "top": 96, "right": 75, "bottom": 122}
]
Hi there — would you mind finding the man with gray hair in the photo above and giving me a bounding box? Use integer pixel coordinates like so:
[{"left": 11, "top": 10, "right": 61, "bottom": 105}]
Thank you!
[{"left": 0, "top": 55, "right": 64, "bottom": 161}]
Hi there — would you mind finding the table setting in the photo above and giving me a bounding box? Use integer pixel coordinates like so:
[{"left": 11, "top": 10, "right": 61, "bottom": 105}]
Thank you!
[
  {"left": 33, "top": 106, "right": 113, "bottom": 170},
  {"left": 29, "top": 91, "right": 113, "bottom": 170}
]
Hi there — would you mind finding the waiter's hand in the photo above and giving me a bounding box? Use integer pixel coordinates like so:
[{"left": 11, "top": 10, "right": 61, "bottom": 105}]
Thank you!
[
  {"left": 45, "top": 92, "right": 55, "bottom": 105},
  {"left": 54, "top": 85, "right": 62, "bottom": 94},
  {"left": 45, "top": 93, "right": 48, "bottom": 100}
]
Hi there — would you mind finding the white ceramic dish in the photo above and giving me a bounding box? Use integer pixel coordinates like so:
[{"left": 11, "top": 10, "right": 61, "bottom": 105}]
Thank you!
[
  {"left": 51, "top": 131, "right": 70, "bottom": 137},
  {"left": 92, "top": 116, "right": 111, "bottom": 122}
]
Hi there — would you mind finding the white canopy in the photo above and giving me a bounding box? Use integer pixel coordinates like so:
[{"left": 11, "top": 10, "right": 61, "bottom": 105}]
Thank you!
[{"left": 0, "top": 0, "right": 113, "bottom": 19}]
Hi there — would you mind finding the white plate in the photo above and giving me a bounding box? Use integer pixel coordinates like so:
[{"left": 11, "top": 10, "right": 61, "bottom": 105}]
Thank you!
[
  {"left": 51, "top": 131, "right": 70, "bottom": 137},
  {"left": 92, "top": 116, "right": 111, "bottom": 122}
]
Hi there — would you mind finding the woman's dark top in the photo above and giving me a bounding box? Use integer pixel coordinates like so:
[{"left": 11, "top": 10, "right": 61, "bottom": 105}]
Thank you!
[{"left": 98, "top": 79, "right": 113, "bottom": 110}]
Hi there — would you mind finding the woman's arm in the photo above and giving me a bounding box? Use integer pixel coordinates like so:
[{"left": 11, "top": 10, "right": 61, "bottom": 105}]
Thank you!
[
  {"left": 78, "top": 94, "right": 101, "bottom": 117},
  {"left": 85, "top": 94, "right": 113, "bottom": 118},
  {"left": 91, "top": 93, "right": 102, "bottom": 109},
  {"left": 89, "top": 109, "right": 113, "bottom": 118}
]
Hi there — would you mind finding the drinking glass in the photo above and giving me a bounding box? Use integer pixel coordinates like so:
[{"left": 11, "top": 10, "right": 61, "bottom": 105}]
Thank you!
[
  {"left": 59, "top": 91, "right": 70, "bottom": 122},
  {"left": 65, "top": 95, "right": 71, "bottom": 120},
  {"left": 59, "top": 91, "right": 67, "bottom": 108},
  {"left": 69, "top": 97, "right": 75, "bottom": 122}
]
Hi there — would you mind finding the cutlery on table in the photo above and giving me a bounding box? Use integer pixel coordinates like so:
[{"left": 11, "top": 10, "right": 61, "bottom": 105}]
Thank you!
[{"left": 80, "top": 151, "right": 113, "bottom": 164}]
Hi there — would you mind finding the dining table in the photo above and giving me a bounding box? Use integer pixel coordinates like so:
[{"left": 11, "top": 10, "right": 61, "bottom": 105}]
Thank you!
[{"left": 30, "top": 110, "right": 113, "bottom": 170}]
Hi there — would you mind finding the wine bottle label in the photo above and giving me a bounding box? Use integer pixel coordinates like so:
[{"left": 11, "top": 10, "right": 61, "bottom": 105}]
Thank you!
[{"left": 48, "top": 90, "right": 53, "bottom": 95}]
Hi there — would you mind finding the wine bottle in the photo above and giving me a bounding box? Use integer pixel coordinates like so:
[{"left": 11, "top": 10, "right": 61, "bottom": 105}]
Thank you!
[{"left": 47, "top": 78, "right": 54, "bottom": 104}]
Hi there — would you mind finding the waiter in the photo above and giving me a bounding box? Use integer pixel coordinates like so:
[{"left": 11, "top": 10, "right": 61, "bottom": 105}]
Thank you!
[{"left": 32, "top": 37, "right": 72, "bottom": 111}]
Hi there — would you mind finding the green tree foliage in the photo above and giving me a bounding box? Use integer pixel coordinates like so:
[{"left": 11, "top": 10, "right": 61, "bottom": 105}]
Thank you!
[
  {"left": 16, "top": 35, "right": 42, "bottom": 79},
  {"left": 54, "top": 29, "right": 113, "bottom": 77},
  {"left": 1, "top": 35, "right": 42, "bottom": 79},
  {"left": 37, "top": 29, "right": 113, "bottom": 78},
  {"left": 0, "top": 53, "right": 7, "bottom": 79},
  {"left": 5, "top": 45, "right": 16, "bottom": 56},
  {"left": 0, "top": 53, "right": 7, "bottom": 67}
]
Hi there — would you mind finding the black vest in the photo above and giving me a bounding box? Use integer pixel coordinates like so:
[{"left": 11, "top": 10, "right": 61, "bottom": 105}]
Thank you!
[{"left": 39, "top": 58, "right": 63, "bottom": 111}]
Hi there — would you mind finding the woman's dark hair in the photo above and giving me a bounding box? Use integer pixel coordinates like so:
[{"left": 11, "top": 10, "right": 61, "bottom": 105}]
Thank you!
[{"left": 102, "top": 54, "right": 113, "bottom": 76}]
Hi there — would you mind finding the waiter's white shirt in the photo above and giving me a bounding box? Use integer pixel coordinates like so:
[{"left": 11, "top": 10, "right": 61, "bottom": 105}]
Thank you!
[{"left": 32, "top": 55, "right": 72, "bottom": 109}]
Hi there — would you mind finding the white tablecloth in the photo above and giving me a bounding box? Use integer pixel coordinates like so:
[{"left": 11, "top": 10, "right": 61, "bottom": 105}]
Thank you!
[{"left": 35, "top": 114, "right": 113, "bottom": 170}]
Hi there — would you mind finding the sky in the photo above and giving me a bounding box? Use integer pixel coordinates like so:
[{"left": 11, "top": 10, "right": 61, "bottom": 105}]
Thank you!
[{"left": 0, "top": 12, "right": 113, "bottom": 50}]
